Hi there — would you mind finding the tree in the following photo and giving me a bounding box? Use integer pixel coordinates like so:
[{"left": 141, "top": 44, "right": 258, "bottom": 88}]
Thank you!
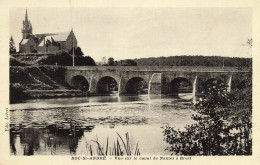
[
  {"left": 108, "top": 57, "right": 115, "bottom": 66},
  {"left": 39, "top": 49, "right": 96, "bottom": 66},
  {"left": 9, "top": 36, "right": 16, "bottom": 54},
  {"left": 119, "top": 59, "right": 137, "bottom": 66},
  {"left": 39, "top": 50, "right": 72, "bottom": 66},
  {"left": 120, "top": 56, "right": 251, "bottom": 67},
  {"left": 163, "top": 79, "right": 252, "bottom": 155},
  {"left": 75, "top": 56, "right": 96, "bottom": 66},
  {"left": 10, "top": 84, "right": 30, "bottom": 103},
  {"left": 69, "top": 47, "right": 84, "bottom": 56},
  {"left": 32, "top": 49, "right": 38, "bottom": 53},
  {"left": 101, "top": 56, "right": 107, "bottom": 65}
]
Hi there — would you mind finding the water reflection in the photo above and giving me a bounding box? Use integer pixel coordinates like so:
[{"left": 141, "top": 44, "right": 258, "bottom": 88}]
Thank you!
[
  {"left": 10, "top": 95, "right": 196, "bottom": 155},
  {"left": 10, "top": 118, "right": 89, "bottom": 155}
]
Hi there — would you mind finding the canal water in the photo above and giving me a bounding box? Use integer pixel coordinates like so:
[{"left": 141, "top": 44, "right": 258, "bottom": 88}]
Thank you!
[{"left": 9, "top": 94, "right": 196, "bottom": 156}]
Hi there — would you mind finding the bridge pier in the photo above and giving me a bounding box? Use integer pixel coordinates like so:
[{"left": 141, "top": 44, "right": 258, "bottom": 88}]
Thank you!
[
  {"left": 118, "top": 76, "right": 126, "bottom": 95},
  {"left": 148, "top": 73, "right": 163, "bottom": 95},
  {"left": 226, "top": 75, "right": 232, "bottom": 92},
  {"left": 192, "top": 76, "right": 198, "bottom": 104},
  {"left": 89, "top": 75, "right": 97, "bottom": 94}
]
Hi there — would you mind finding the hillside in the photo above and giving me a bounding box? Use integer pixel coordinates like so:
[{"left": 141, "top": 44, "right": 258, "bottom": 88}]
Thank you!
[{"left": 10, "top": 66, "right": 85, "bottom": 103}]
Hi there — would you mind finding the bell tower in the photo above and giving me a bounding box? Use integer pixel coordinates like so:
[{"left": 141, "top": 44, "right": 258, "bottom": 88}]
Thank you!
[{"left": 21, "top": 8, "right": 33, "bottom": 39}]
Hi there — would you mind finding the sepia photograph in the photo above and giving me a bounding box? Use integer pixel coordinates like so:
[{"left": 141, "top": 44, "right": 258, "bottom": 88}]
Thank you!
[
  {"left": 7, "top": 7, "right": 253, "bottom": 156},
  {"left": 1, "top": 1, "right": 260, "bottom": 164}
]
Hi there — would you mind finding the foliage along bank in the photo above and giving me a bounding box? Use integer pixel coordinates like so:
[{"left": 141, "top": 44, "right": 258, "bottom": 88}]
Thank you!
[
  {"left": 163, "top": 77, "right": 252, "bottom": 155},
  {"left": 121, "top": 56, "right": 252, "bottom": 67}
]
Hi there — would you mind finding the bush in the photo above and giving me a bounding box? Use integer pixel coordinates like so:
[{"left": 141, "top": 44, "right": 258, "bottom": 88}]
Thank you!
[
  {"left": 75, "top": 56, "right": 96, "bottom": 66},
  {"left": 38, "top": 50, "right": 72, "bottom": 66},
  {"left": 32, "top": 49, "right": 38, "bottom": 53},
  {"left": 69, "top": 47, "right": 84, "bottom": 56},
  {"left": 10, "top": 83, "right": 30, "bottom": 103},
  {"left": 163, "top": 78, "right": 252, "bottom": 155},
  {"left": 118, "top": 59, "right": 137, "bottom": 66},
  {"left": 38, "top": 50, "right": 96, "bottom": 66},
  {"left": 10, "top": 58, "right": 26, "bottom": 66}
]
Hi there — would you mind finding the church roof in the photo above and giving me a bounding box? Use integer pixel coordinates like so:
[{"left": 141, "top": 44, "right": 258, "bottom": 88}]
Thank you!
[
  {"left": 34, "top": 33, "right": 56, "bottom": 38},
  {"left": 51, "top": 32, "right": 71, "bottom": 42},
  {"left": 21, "top": 30, "right": 74, "bottom": 47},
  {"left": 20, "top": 39, "right": 29, "bottom": 45},
  {"left": 33, "top": 31, "right": 71, "bottom": 42},
  {"left": 38, "top": 40, "right": 45, "bottom": 46}
]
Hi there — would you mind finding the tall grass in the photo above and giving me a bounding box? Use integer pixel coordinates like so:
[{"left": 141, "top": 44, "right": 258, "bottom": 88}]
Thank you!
[{"left": 87, "top": 132, "right": 140, "bottom": 156}]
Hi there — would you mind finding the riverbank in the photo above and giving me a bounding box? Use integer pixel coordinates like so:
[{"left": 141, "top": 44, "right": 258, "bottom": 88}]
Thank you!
[
  {"left": 10, "top": 65, "right": 85, "bottom": 103},
  {"left": 10, "top": 89, "right": 87, "bottom": 104},
  {"left": 24, "top": 90, "right": 87, "bottom": 99}
]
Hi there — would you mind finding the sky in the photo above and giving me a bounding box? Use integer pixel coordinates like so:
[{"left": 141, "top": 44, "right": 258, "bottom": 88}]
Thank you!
[{"left": 10, "top": 7, "right": 252, "bottom": 62}]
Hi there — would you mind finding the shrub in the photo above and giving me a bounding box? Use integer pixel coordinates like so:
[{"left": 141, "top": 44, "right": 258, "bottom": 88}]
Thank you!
[
  {"left": 163, "top": 79, "right": 252, "bottom": 155},
  {"left": 38, "top": 50, "right": 96, "bottom": 66},
  {"left": 10, "top": 83, "right": 30, "bottom": 103},
  {"left": 32, "top": 49, "right": 38, "bottom": 53},
  {"left": 38, "top": 50, "right": 72, "bottom": 66},
  {"left": 10, "top": 58, "right": 26, "bottom": 66},
  {"left": 118, "top": 59, "right": 137, "bottom": 66},
  {"left": 75, "top": 56, "right": 96, "bottom": 66},
  {"left": 69, "top": 47, "right": 84, "bottom": 56}
]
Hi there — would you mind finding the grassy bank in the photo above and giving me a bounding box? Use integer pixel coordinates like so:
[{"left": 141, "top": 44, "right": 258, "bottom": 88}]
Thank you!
[{"left": 10, "top": 66, "right": 86, "bottom": 103}]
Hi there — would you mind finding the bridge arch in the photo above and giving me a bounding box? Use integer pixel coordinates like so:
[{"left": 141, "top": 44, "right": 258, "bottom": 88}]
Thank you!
[
  {"left": 70, "top": 75, "right": 89, "bottom": 92},
  {"left": 96, "top": 76, "right": 118, "bottom": 95},
  {"left": 168, "top": 77, "right": 193, "bottom": 95},
  {"left": 125, "top": 77, "right": 148, "bottom": 95}
]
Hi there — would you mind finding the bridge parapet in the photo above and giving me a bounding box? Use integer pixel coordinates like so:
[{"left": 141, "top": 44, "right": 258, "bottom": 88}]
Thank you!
[{"left": 65, "top": 66, "right": 251, "bottom": 73}]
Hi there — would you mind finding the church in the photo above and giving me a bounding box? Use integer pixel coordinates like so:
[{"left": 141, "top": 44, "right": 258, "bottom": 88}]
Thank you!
[{"left": 19, "top": 9, "right": 78, "bottom": 54}]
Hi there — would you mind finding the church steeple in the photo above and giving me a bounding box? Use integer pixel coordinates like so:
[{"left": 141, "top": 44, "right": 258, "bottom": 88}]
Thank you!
[
  {"left": 25, "top": 8, "right": 28, "bottom": 22},
  {"left": 21, "top": 8, "right": 32, "bottom": 39}
]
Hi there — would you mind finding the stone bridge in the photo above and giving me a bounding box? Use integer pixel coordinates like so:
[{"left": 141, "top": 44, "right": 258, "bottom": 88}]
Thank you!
[{"left": 64, "top": 66, "right": 251, "bottom": 96}]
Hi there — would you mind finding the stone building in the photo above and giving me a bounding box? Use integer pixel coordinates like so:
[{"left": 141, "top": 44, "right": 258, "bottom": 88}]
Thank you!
[{"left": 19, "top": 9, "right": 78, "bottom": 54}]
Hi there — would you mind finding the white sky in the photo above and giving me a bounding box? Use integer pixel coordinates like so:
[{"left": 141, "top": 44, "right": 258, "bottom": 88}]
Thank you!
[{"left": 10, "top": 7, "right": 252, "bottom": 62}]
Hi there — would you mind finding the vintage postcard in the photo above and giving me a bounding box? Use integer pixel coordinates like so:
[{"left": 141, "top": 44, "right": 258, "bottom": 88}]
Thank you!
[{"left": 0, "top": 0, "right": 259, "bottom": 164}]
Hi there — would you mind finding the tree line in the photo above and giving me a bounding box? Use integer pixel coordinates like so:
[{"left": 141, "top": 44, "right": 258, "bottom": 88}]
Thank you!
[
  {"left": 103, "top": 56, "right": 251, "bottom": 67},
  {"left": 131, "top": 56, "right": 251, "bottom": 67}
]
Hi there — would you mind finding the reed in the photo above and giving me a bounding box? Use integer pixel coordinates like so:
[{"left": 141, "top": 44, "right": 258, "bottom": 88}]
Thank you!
[{"left": 87, "top": 132, "right": 140, "bottom": 156}]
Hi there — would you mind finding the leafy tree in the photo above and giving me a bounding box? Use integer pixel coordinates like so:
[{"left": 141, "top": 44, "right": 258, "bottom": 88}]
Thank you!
[
  {"left": 39, "top": 50, "right": 72, "bottom": 66},
  {"left": 39, "top": 50, "right": 96, "bottom": 66},
  {"left": 122, "top": 56, "right": 252, "bottom": 67},
  {"left": 101, "top": 56, "right": 107, "bottom": 65},
  {"left": 108, "top": 57, "right": 115, "bottom": 66},
  {"left": 118, "top": 59, "right": 137, "bottom": 66},
  {"left": 10, "top": 84, "right": 30, "bottom": 103},
  {"left": 75, "top": 56, "right": 96, "bottom": 66},
  {"left": 32, "top": 49, "right": 38, "bottom": 53},
  {"left": 163, "top": 79, "right": 252, "bottom": 155},
  {"left": 69, "top": 47, "right": 84, "bottom": 56},
  {"left": 9, "top": 36, "right": 16, "bottom": 54}
]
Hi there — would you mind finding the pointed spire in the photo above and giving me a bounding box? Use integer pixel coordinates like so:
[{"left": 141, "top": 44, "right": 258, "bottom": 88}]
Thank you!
[
  {"left": 22, "top": 7, "right": 32, "bottom": 39},
  {"left": 25, "top": 8, "right": 28, "bottom": 22}
]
